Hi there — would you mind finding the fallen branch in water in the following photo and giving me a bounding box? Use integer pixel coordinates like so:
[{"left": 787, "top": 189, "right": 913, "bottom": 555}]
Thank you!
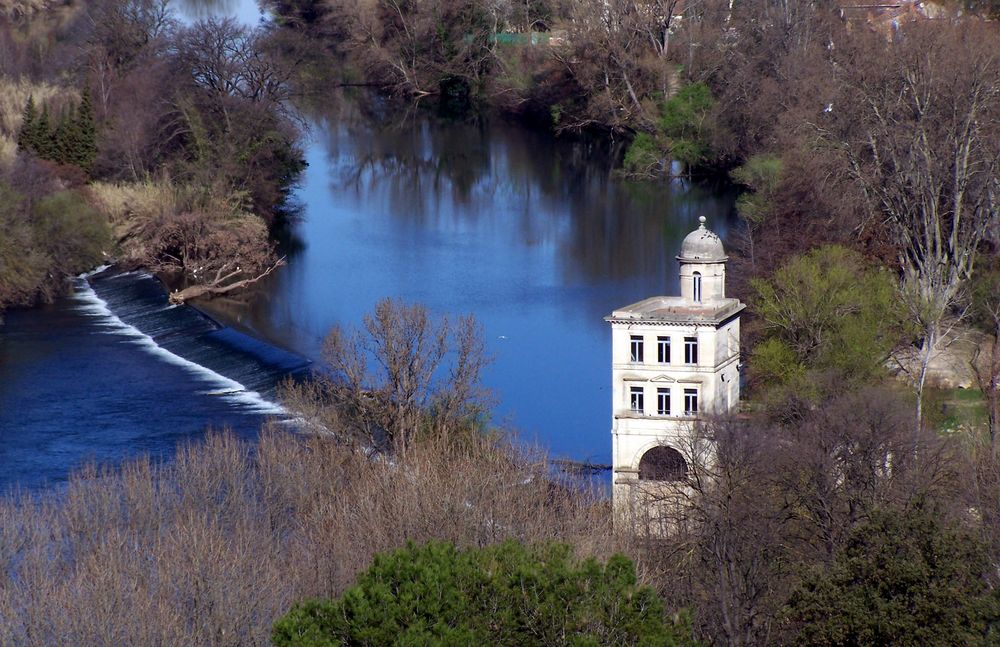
[{"left": 169, "top": 255, "right": 285, "bottom": 304}]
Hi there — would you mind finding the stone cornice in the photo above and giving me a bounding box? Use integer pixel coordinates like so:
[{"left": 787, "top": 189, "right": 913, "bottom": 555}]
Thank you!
[{"left": 605, "top": 301, "right": 745, "bottom": 327}]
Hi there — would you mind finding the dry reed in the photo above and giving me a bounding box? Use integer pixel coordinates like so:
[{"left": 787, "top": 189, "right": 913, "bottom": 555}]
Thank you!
[
  {"left": 0, "top": 76, "right": 75, "bottom": 136},
  {"left": 0, "top": 428, "right": 619, "bottom": 646}
]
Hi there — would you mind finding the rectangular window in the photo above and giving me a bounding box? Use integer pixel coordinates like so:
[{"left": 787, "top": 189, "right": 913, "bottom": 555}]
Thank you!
[
  {"left": 657, "top": 388, "right": 671, "bottom": 416},
  {"left": 630, "top": 386, "right": 644, "bottom": 414},
  {"left": 684, "top": 388, "right": 698, "bottom": 416},
  {"left": 630, "top": 335, "right": 644, "bottom": 363},
  {"left": 684, "top": 336, "right": 698, "bottom": 364},
  {"left": 657, "top": 336, "right": 671, "bottom": 363}
]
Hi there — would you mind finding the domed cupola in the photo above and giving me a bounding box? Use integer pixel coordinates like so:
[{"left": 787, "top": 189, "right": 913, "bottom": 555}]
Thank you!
[
  {"left": 678, "top": 216, "right": 727, "bottom": 264},
  {"left": 677, "top": 216, "right": 728, "bottom": 302}
]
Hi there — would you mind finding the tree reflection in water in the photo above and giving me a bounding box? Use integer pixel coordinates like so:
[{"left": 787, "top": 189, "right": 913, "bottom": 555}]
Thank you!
[{"left": 199, "top": 90, "right": 738, "bottom": 463}]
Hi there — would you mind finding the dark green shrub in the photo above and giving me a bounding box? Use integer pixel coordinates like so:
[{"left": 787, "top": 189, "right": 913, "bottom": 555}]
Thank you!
[{"left": 273, "top": 540, "right": 699, "bottom": 647}]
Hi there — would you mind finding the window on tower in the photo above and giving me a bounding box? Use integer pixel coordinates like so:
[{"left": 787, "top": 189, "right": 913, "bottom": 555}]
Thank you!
[
  {"left": 657, "top": 388, "right": 671, "bottom": 415},
  {"left": 693, "top": 271, "right": 702, "bottom": 302},
  {"left": 684, "top": 388, "right": 699, "bottom": 416},
  {"left": 657, "top": 336, "right": 671, "bottom": 363},
  {"left": 630, "top": 335, "right": 644, "bottom": 362},
  {"left": 629, "top": 386, "right": 644, "bottom": 414},
  {"left": 684, "top": 336, "right": 698, "bottom": 364}
]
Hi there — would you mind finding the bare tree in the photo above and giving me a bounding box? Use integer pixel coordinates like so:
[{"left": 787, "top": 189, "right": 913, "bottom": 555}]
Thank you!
[
  {"left": 165, "top": 18, "right": 304, "bottom": 221},
  {"left": 822, "top": 22, "right": 1000, "bottom": 434},
  {"left": 0, "top": 427, "right": 616, "bottom": 646},
  {"left": 87, "top": 0, "right": 173, "bottom": 70},
  {"left": 284, "top": 299, "right": 494, "bottom": 451},
  {"left": 175, "top": 18, "right": 294, "bottom": 108},
  {"left": 662, "top": 418, "right": 788, "bottom": 647}
]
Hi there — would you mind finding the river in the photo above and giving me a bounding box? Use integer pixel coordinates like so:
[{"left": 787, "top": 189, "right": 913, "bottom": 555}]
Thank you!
[{"left": 0, "top": 1, "right": 737, "bottom": 491}]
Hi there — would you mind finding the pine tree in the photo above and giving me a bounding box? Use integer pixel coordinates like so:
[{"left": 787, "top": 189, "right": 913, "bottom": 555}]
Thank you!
[
  {"left": 74, "top": 87, "right": 97, "bottom": 172},
  {"left": 35, "top": 105, "right": 56, "bottom": 161},
  {"left": 17, "top": 96, "right": 38, "bottom": 153},
  {"left": 52, "top": 107, "right": 75, "bottom": 166}
]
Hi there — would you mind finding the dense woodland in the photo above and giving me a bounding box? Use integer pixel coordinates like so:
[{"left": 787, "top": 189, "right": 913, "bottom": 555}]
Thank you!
[{"left": 1, "top": 0, "right": 1000, "bottom": 645}]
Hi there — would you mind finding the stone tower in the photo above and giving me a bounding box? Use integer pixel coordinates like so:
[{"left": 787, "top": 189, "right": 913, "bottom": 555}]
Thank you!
[{"left": 605, "top": 216, "right": 744, "bottom": 518}]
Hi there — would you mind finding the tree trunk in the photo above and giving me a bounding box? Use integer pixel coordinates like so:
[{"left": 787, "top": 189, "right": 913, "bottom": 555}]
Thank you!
[{"left": 915, "top": 325, "right": 937, "bottom": 438}]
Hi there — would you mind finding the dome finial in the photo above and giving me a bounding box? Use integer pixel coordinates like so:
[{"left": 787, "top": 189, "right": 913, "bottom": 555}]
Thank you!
[{"left": 678, "top": 216, "right": 727, "bottom": 263}]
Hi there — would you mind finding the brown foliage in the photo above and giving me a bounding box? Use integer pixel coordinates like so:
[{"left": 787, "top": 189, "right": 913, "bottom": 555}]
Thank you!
[
  {"left": 538, "top": 0, "right": 677, "bottom": 132},
  {"left": 90, "top": 180, "right": 283, "bottom": 304},
  {"left": 0, "top": 429, "right": 616, "bottom": 646},
  {"left": 634, "top": 384, "right": 964, "bottom": 646}
]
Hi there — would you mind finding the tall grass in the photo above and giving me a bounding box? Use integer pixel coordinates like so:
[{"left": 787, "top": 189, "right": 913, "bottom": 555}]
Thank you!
[
  {"left": 0, "top": 428, "right": 619, "bottom": 646},
  {"left": 0, "top": 76, "right": 75, "bottom": 137},
  {"left": 89, "top": 179, "right": 185, "bottom": 225},
  {"left": 90, "top": 178, "right": 259, "bottom": 266},
  {"left": 0, "top": 134, "right": 15, "bottom": 168},
  {"left": 0, "top": 77, "right": 76, "bottom": 168}
]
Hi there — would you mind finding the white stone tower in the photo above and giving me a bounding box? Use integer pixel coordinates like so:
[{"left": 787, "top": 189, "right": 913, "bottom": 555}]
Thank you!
[{"left": 605, "top": 216, "right": 744, "bottom": 517}]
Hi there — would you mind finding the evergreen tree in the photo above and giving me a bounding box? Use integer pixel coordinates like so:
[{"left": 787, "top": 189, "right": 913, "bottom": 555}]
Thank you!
[
  {"left": 17, "top": 96, "right": 38, "bottom": 153},
  {"left": 52, "top": 107, "right": 75, "bottom": 166},
  {"left": 273, "top": 540, "right": 700, "bottom": 647},
  {"left": 74, "top": 87, "right": 97, "bottom": 171},
  {"left": 35, "top": 105, "right": 56, "bottom": 161},
  {"left": 786, "top": 507, "right": 1000, "bottom": 646}
]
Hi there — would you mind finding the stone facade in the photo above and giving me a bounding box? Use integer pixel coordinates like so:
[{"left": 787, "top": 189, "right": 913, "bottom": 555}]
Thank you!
[{"left": 605, "top": 217, "right": 744, "bottom": 517}]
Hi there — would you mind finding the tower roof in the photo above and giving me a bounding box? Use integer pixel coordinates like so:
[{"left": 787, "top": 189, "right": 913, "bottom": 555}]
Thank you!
[{"left": 677, "top": 216, "right": 726, "bottom": 263}]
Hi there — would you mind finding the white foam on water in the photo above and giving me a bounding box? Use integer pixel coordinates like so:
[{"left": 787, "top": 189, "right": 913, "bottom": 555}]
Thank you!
[
  {"left": 72, "top": 278, "right": 285, "bottom": 415},
  {"left": 78, "top": 264, "right": 113, "bottom": 279}
]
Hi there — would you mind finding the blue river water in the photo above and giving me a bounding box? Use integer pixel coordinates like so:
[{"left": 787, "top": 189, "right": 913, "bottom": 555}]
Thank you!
[
  {"left": 205, "top": 110, "right": 739, "bottom": 463},
  {"left": 0, "top": 2, "right": 737, "bottom": 491}
]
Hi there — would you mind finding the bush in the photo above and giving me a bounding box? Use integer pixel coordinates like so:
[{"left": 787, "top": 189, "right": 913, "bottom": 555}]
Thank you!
[
  {"left": 0, "top": 182, "right": 108, "bottom": 312},
  {"left": 786, "top": 507, "right": 1000, "bottom": 646},
  {"left": 0, "top": 182, "right": 47, "bottom": 309},
  {"left": 659, "top": 82, "right": 716, "bottom": 168},
  {"left": 622, "top": 132, "right": 665, "bottom": 178},
  {"left": 750, "top": 245, "right": 907, "bottom": 393},
  {"left": 273, "top": 540, "right": 699, "bottom": 647},
  {"left": 32, "top": 189, "right": 109, "bottom": 274}
]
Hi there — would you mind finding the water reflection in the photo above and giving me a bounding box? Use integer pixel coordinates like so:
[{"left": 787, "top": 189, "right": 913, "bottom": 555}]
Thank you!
[
  {"left": 312, "top": 95, "right": 736, "bottom": 301},
  {"left": 174, "top": 0, "right": 262, "bottom": 24},
  {"left": 201, "top": 91, "right": 738, "bottom": 462}
]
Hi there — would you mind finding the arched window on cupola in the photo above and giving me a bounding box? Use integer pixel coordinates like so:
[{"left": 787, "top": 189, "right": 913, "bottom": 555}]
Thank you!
[{"left": 693, "top": 272, "right": 702, "bottom": 303}]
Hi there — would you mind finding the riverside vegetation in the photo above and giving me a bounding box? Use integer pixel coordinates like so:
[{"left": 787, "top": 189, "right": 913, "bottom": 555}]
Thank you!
[
  {"left": 4, "top": 300, "right": 1000, "bottom": 644},
  {"left": 2, "top": 0, "right": 1000, "bottom": 645},
  {"left": 0, "top": 0, "right": 304, "bottom": 317},
  {"left": 270, "top": 0, "right": 1000, "bottom": 430}
]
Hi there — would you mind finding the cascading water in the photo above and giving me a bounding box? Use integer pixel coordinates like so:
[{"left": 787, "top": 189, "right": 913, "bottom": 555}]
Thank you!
[{"left": 0, "top": 270, "right": 309, "bottom": 492}]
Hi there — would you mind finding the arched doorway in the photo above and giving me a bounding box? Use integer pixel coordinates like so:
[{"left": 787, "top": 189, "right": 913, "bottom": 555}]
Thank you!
[{"left": 638, "top": 445, "right": 688, "bottom": 482}]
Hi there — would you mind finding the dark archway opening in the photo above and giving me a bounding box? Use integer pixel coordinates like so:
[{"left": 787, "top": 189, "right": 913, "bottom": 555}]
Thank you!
[{"left": 638, "top": 446, "right": 688, "bottom": 481}]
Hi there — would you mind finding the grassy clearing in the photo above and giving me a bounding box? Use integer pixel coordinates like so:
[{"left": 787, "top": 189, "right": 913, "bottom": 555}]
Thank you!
[{"left": 928, "top": 387, "right": 988, "bottom": 431}]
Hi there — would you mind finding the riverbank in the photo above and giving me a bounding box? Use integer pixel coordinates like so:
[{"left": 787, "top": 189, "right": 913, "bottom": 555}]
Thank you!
[{"left": 0, "top": 3, "right": 305, "bottom": 317}]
